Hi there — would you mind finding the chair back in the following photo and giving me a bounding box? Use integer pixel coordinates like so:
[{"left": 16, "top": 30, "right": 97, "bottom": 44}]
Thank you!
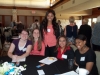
[
  {"left": 95, "top": 51, "right": 100, "bottom": 75},
  {"left": 3, "top": 41, "right": 11, "bottom": 51}
]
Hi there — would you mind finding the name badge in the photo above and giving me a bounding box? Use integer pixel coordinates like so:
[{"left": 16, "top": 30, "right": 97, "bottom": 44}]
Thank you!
[
  {"left": 80, "top": 57, "right": 85, "bottom": 61},
  {"left": 22, "top": 48, "right": 26, "bottom": 52},
  {"left": 47, "top": 29, "right": 50, "bottom": 32},
  {"left": 62, "top": 54, "right": 67, "bottom": 59}
]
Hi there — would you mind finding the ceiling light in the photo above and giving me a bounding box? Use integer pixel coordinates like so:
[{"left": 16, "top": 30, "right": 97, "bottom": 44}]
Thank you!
[{"left": 50, "top": 3, "right": 53, "bottom": 6}]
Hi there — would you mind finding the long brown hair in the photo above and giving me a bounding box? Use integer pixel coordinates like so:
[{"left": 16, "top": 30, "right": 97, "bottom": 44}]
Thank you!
[
  {"left": 31, "top": 28, "right": 42, "bottom": 51},
  {"left": 55, "top": 35, "right": 69, "bottom": 52}
]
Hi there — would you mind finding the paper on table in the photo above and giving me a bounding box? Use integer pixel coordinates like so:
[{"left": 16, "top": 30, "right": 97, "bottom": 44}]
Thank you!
[
  {"left": 37, "top": 70, "right": 45, "bottom": 75},
  {"left": 55, "top": 71, "right": 78, "bottom": 75},
  {"left": 12, "top": 58, "right": 26, "bottom": 62},
  {"left": 39, "top": 57, "right": 57, "bottom": 65}
]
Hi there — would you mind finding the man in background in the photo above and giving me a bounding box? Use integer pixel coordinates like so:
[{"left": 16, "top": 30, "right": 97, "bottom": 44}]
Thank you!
[{"left": 30, "top": 19, "right": 40, "bottom": 29}]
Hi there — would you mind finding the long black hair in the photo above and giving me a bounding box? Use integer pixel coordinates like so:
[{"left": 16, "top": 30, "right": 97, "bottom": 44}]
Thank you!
[{"left": 40, "top": 9, "right": 59, "bottom": 40}]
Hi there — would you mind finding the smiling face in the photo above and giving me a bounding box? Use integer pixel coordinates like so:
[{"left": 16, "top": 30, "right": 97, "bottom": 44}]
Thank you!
[
  {"left": 59, "top": 37, "right": 67, "bottom": 49},
  {"left": 75, "top": 39, "right": 86, "bottom": 50},
  {"left": 33, "top": 29, "right": 39, "bottom": 39},
  {"left": 20, "top": 30, "right": 28, "bottom": 41},
  {"left": 47, "top": 12, "right": 54, "bottom": 22}
]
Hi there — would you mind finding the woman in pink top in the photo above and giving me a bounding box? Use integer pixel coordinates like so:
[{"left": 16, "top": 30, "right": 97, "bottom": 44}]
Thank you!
[
  {"left": 30, "top": 28, "right": 45, "bottom": 56},
  {"left": 40, "top": 9, "right": 60, "bottom": 56}
]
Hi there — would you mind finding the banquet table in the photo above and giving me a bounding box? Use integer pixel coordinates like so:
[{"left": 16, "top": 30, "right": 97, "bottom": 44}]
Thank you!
[{"left": 0, "top": 55, "right": 77, "bottom": 75}]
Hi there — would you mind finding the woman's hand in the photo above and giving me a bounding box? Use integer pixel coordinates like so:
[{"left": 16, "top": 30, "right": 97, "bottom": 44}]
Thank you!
[
  {"left": 12, "top": 55, "right": 17, "bottom": 61},
  {"left": 16, "top": 56, "right": 22, "bottom": 61},
  {"left": 75, "top": 62, "right": 78, "bottom": 66}
]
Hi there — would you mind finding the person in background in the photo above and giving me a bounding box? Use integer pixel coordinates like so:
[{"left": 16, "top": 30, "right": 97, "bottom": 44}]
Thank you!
[
  {"left": 64, "top": 16, "right": 78, "bottom": 45},
  {"left": 91, "top": 16, "right": 100, "bottom": 51},
  {"left": 91, "top": 22, "right": 95, "bottom": 30},
  {"left": 55, "top": 35, "right": 74, "bottom": 60},
  {"left": 75, "top": 35, "right": 98, "bottom": 75},
  {"left": 10, "top": 20, "right": 16, "bottom": 27},
  {"left": 17, "top": 21, "right": 24, "bottom": 34},
  {"left": 78, "top": 18, "right": 92, "bottom": 48},
  {"left": 57, "top": 20, "right": 63, "bottom": 35},
  {"left": 30, "top": 28, "right": 45, "bottom": 56},
  {"left": 8, "top": 29, "right": 32, "bottom": 61},
  {"left": 30, "top": 19, "right": 40, "bottom": 30},
  {"left": 40, "top": 9, "right": 59, "bottom": 57},
  {"left": 11, "top": 25, "right": 18, "bottom": 36}
]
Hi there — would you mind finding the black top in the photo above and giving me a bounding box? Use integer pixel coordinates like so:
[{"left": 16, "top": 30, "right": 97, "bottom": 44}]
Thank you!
[
  {"left": 78, "top": 24, "right": 92, "bottom": 40},
  {"left": 63, "top": 47, "right": 74, "bottom": 59},
  {"left": 75, "top": 49, "right": 98, "bottom": 75},
  {"left": 66, "top": 25, "right": 77, "bottom": 38}
]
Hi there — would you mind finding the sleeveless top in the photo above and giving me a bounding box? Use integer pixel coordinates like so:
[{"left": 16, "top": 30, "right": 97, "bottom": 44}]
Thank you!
[{"left": 66, "top": 25, "right": 77, "bottom": 38}]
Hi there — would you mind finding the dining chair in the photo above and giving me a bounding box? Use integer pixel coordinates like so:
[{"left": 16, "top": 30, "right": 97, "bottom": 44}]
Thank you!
[
  {"left": 95, "top": 51, "right": 100, "bottom": 75},
  {"left": 0, "top": 41, "right": 10, "bottom": 57},
  {"left": 70, "top": 44, "right": 77, "bottom": 52}
]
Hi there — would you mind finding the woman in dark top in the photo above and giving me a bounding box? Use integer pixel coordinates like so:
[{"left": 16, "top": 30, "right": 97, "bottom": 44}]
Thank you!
[
  {"left": 78, "top": 18, "right": 92, "bottom": 48},
  {"left": 55, "top": 35, "right": 74, "bottom": 60},
  {"left": 64, "top": 16, "right": 78, "bottom": 45},
  {"left": 75, "top": 35, "right": 98, "bottom": 75},
  {"left": 8, "top": 29, "right": 32, "bottom": 61}
]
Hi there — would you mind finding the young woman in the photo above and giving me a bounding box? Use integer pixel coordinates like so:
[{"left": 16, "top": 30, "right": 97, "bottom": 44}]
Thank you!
[
  {"left": 40, "top": 9, "right": 59, "bottom": 57},
  {"left": 75, "top": 35, "right": 98, "bottom": 75},
  {"left": 55, "top": 35, "right": 74, "bottom": 60},
  {"left": 8, "top": 29, "right": 32, "bottom": 61},
  {"left": 30, "top": 28, "right": 45, "bottom": 56}
]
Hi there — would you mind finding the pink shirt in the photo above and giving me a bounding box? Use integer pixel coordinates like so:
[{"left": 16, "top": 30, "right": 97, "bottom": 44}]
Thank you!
[
  {"left": 44, "top": 25, "right": 57, "bottom": 47},
  {"left": 30, "top": 42, "right": 45, "bottom": 56}
]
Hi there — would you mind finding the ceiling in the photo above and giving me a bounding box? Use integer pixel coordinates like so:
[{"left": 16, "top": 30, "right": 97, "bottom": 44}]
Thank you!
[
  {"left": 0, "top": 0, "right": 60, "bottom": 8},
  {"left": 0, "top": 0, "right": 100, "bottom": 19}
]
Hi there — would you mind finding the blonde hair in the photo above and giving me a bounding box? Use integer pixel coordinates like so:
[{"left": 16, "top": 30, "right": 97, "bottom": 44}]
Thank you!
[{"left": 69, "top": 16, "right": 75, "bottom": 23}]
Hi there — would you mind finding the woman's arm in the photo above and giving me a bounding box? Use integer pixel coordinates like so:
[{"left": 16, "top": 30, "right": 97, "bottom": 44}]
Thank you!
[
  {"left": 17, "top": 45, "right": 32, "bottom": 60},
  {"left": 39, "top": 42, "right": 45, "bottom": 56},
  {"left": 86, "top": 62, "right": 94, "bottom": 72},
  {"left": 8, "top": 43, "right": 15, "bottom": 58}
]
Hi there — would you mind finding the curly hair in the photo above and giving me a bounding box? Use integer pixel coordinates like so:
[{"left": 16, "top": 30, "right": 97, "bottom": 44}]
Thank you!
[{"left": 40, "top": 9, "right": 59, "bottom": 40}]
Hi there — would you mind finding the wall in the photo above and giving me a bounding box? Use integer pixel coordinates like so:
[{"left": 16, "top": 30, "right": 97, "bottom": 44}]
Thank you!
[{"left": 0, "top": 9, "right": 45, "bottom": 27}]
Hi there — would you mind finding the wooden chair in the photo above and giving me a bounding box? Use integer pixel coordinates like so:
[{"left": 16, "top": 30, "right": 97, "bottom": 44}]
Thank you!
[{"left": 0, "top": 41, "right": 10, "bottom": 57}]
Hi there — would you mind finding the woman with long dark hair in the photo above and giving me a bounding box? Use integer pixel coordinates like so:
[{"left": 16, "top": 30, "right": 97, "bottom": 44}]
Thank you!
[
  {"left": 55, "top": 35, "right": 74, "bottom": 60},
  {"left": 40, "top": 9, "right": 59, "bottom": 56}
]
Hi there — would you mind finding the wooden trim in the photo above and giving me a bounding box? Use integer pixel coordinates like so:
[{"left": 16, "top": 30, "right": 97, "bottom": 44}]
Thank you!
[
  {"left": 0, "top": 6, "right": 48, "bottom": 10},
  {"left": 17, "top": 16, "right": 19, "bottom": 22},
  {"left": 2, "top": 15, "right": 5, "bottom": 27},
  {"left": 33, "top": 16, "right": 34, "bottom": 22},
  {"left": 25, "top": 16, "right": 27, "bottom": 28},
  {"left": 40, "top": 16, "right": 42, "bottom": 23}
]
